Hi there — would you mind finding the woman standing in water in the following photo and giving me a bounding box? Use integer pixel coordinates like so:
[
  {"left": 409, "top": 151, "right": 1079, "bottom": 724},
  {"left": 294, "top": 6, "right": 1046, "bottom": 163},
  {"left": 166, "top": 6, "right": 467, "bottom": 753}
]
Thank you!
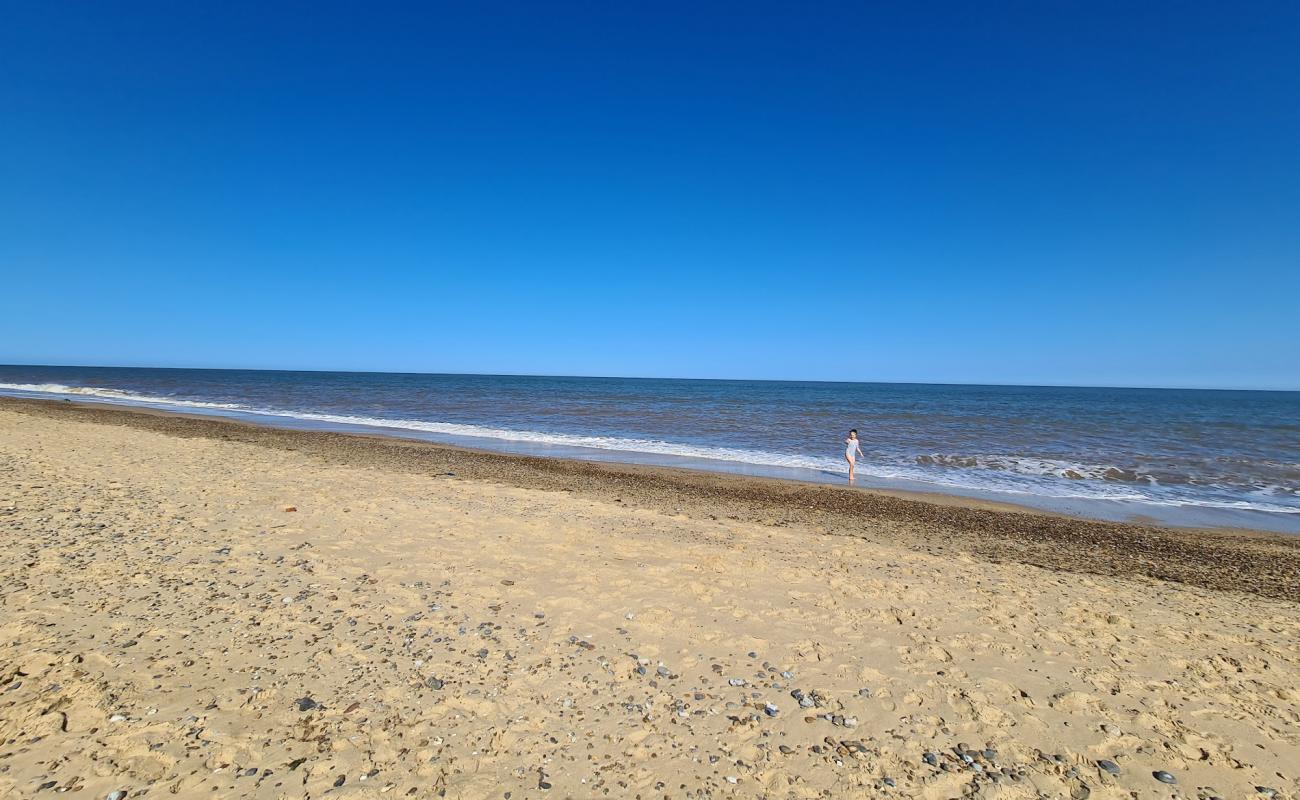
[{"left": 845, "top": 429, "right": 864, "bottom": 483}]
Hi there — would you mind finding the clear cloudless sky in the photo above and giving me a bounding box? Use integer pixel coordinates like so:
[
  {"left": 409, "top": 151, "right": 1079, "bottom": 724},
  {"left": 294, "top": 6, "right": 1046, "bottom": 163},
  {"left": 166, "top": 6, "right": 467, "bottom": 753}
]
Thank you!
[{"left": 1, "top": 2, "right": 1297, "bottom": 389}]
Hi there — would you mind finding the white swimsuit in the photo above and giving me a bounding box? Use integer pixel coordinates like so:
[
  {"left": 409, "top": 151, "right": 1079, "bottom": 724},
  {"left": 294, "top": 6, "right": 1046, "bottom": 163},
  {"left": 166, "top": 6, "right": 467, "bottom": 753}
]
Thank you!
[{"left": 846, "top": 438, "right": 861, "bottom": 461}]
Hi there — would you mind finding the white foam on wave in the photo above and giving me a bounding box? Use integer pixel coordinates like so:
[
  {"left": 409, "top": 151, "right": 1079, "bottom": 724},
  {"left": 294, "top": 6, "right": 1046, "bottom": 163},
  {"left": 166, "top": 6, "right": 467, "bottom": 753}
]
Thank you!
[
  {"left": 4, "top": 381, "right": 1297, "bottom": 516},
  {"left": 291, "top": 410, "right": 861, "bottom": 471},
  {"left": 918, "top": 453, "right": 1148, "bottom": 482},
  {"left": 0, "top": 382, "right": 247, "bottom": 410}
]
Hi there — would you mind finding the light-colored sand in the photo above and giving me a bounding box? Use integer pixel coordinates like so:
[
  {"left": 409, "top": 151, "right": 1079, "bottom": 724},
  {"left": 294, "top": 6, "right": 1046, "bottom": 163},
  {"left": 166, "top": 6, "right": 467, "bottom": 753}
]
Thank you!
[{"left": 1, "top": 407, "right": 1297, "bottom": 799}]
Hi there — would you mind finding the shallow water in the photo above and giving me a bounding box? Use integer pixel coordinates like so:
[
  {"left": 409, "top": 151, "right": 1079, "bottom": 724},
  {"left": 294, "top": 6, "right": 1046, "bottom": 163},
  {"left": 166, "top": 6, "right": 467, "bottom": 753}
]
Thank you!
[{"left": 2, "top": 365, "right": 1296, "bottom": 532}]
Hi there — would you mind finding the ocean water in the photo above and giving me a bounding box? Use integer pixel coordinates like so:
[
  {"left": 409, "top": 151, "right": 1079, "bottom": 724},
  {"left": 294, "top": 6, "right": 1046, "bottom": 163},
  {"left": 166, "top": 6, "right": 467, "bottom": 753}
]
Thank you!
[{"left": 2, "top": 365, "right": 1297, "bottom": 532}]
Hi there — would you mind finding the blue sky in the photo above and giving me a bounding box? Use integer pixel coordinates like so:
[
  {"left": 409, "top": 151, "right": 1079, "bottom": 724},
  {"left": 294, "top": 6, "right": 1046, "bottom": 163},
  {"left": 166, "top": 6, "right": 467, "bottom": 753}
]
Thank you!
[{"left": 1, "top": 2, "right": 1297, "bottom": 389}]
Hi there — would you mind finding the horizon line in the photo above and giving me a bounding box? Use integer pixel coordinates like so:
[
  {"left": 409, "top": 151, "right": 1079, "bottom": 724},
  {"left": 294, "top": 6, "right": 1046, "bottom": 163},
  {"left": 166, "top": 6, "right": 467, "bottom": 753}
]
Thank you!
[{"left": 2, "top": 360, "right": 1297, "bottom": 394}]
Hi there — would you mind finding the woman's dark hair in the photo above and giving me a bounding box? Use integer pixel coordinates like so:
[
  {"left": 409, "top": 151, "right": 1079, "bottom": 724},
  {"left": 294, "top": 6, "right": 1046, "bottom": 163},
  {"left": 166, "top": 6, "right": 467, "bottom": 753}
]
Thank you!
[{"left": 849, "top": 429, "right": 857, "bottom": 435}]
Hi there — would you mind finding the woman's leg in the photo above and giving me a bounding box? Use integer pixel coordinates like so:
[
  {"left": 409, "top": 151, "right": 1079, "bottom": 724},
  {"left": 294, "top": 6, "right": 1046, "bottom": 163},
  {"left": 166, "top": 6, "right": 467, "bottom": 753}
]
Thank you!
[{"left": 846, "top": 455, "right": 855, "bottom": 483}]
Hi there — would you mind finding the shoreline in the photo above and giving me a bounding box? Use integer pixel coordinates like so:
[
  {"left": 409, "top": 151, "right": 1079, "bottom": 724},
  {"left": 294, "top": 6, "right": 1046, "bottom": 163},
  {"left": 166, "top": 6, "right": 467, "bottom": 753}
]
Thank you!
[
  {"left": 3, "top": 382, "right": 1294, "bottom": 534},
  {"left": 6, "top": 395, "right": 1299, "bottom": 602}
]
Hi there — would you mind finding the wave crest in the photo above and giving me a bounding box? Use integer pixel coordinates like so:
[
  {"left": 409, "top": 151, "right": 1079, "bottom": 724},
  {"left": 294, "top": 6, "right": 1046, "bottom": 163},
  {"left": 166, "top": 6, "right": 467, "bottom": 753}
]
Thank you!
[
  {"left": 916, "top": 454, "right": 1148, "bottom": 483},
  {"left": 0, "top": 382, "right": 247, "bottom": 410}
]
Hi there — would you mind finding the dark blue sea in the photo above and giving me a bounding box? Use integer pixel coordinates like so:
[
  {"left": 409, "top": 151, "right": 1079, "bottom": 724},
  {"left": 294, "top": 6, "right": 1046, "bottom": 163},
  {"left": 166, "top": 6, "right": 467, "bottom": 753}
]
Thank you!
[{"left": 3, "top": 365, "right": 1297, "bottom": 532}]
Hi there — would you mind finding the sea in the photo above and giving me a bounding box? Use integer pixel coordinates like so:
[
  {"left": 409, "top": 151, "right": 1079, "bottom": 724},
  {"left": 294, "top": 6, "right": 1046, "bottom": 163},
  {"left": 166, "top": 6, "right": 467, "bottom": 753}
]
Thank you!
[{"left": 2, "top": 365, "right": 1297, "bottom": 533}]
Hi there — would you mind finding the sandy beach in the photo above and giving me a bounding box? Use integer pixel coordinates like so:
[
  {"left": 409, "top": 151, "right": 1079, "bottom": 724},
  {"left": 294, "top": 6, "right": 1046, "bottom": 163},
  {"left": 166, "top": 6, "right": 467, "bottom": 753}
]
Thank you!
[{"left": 2, "top": 398, "right": 1298, "bottom": 799}]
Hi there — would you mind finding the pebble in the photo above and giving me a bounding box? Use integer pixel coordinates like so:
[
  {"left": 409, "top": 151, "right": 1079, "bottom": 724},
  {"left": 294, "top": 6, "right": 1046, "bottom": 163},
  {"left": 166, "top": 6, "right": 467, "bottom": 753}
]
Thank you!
[
  {"left": 923, "top": 752, "right": 938, "bottom": 766},
  {"left": 295, "top": 697, "right": 320, "bottom": 711},
  {"left": 656, "top": 666, "right": 671, "bottom": 677},
  {"left": 1097, "top": 759, "right": 1121, "bottom": 776},
  {"left": 107, "top": 793, "right": 128, "bottom": 800},
  {"left": 842, "top": 716, "right": 858, "bottom": 728},
  {"left": 763, "top": 703, "right": 779, "bottom": 717},
  {"left": 1153, "top": 771, "right": 1177, "bottom": 784},
  {"left": 425, "top": 677, "right": 444, "bottom": 690},
  {"left": 883, "top": 777, "right": 896, "bottom": 787},
  {"left": 728, "top": 678, "right": 746, "bottom": 686},
  {"left": 1256, "top": 788, "right": 1277, "bottom": 798}
]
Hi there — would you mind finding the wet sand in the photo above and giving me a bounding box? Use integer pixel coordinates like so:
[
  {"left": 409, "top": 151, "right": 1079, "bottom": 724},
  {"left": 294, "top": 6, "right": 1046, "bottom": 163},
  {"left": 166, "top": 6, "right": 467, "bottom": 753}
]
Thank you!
[{"left": 1, "top": 398, "right": 1298, "bottom": 798}]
